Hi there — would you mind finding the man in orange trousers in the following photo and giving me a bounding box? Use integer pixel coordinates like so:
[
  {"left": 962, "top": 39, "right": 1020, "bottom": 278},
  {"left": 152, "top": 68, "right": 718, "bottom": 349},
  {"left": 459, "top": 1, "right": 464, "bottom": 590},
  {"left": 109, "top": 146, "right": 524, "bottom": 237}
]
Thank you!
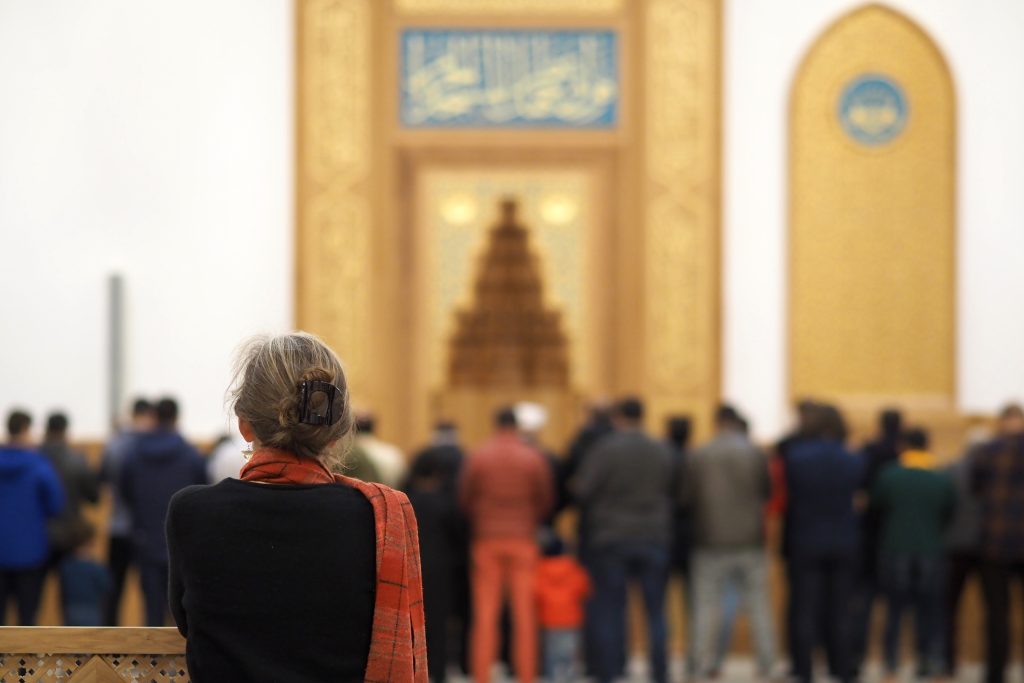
[{"left": 459, "top": 407, "right": 554, "bottom": 683}]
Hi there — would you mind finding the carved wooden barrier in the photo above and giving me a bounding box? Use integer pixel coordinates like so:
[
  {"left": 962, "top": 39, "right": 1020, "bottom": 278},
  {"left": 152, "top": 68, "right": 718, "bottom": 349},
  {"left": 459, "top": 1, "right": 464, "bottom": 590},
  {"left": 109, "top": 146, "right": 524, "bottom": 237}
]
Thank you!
[{"left": 0, "top": 628, "right": 186, "bottom": 682}]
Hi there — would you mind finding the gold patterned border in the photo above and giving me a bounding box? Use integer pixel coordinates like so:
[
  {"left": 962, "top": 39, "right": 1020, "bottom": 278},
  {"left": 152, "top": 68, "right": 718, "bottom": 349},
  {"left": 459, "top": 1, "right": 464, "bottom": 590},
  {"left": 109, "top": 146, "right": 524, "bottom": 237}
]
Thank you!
[
  {"left": 643, "top": 0, "right": 721, "bottom": 425},
  {"left": 295, "top": 0, "right": 373, "bottom": 397}
]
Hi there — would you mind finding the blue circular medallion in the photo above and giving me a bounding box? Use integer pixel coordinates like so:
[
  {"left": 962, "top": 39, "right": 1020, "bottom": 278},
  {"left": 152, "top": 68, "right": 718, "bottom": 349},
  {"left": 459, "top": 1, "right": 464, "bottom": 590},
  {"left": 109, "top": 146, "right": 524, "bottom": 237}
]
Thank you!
[{"left": 838, "top": 74, "right": 908, "bottom": 146}]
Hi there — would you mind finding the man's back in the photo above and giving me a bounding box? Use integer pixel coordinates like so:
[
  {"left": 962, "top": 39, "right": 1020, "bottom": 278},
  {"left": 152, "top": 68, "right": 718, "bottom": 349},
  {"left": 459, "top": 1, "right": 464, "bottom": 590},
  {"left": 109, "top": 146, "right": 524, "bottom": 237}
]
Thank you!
[
  {"left": 785, "top": 439, "right": 863, "bottom": 557},
  {"left": 460, "top": 432, "right": 553, "bottom": 540},
  {"left": 573, "top": 429, "right": 674, "bottom": 548},
  {"left": 873, "top": 461, "right": 954, "bottom": 557},
  {"left": 121, "top": 429, "right": 206, "bottom": 563},
  {"left": 40, "top": 442, "right": 100, "bottom": 553},
  {"left": 40, "top": 442, "right": 98, "bottom": 517},
  {"left": 972, "top": 434, "right": 1024, "bottom": 561},
  {"left": 686, "top": 431, "right": 770, "bottom": 549},
  {"left": 0, "top": 446, "right": 65, "bottom": 569}
]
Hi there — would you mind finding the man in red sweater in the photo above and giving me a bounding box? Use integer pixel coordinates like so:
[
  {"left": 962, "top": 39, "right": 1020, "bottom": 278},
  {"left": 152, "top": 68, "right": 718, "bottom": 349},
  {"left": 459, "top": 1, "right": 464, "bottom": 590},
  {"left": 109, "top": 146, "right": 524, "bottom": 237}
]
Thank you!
[{"left": 460, "top": 407, "right": 554, "bottom": 683}]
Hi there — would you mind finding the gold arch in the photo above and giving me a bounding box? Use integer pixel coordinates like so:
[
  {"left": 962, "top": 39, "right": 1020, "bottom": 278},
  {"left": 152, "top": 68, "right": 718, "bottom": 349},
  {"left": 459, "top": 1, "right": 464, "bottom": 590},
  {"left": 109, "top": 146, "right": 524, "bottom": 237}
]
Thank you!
[{"left": 789, "top": 3, "right": 956, "bottom": 407}]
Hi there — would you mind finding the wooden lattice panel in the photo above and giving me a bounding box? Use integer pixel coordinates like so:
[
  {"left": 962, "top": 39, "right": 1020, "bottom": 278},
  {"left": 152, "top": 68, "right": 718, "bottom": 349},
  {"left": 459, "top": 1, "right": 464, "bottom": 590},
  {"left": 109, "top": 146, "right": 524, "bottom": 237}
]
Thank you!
[
  {"left": 0, "top": 628, "right": 187, "bottom": 683},
  {"left": 0, "top": 654, "right": 188, "bottom": 683}
]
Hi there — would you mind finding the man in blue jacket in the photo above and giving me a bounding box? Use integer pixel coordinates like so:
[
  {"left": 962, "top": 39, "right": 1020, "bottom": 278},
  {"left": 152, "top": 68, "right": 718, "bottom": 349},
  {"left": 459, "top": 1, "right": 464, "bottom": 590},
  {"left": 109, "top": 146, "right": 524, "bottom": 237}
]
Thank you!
[
  {"left": 0, "top": 409, "right": 65, "bottom": 624},
  {"left": 120, "top": 397, "right": 206, "bottom": 626}
]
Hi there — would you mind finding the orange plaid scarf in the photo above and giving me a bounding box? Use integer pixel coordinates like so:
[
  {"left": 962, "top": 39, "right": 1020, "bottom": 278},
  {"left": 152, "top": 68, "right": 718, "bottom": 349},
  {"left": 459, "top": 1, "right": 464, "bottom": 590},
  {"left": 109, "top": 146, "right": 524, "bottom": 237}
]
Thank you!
[{"left": 241, "top": 448, "right": 428, "bottom": 683}]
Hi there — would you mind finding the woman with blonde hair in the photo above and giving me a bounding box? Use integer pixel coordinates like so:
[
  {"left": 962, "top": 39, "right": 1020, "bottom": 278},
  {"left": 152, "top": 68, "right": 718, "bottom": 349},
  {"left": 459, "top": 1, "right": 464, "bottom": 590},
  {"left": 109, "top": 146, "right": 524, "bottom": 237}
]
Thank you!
[{"left": 166, "top": 332, "right": 426, "bottom": 682}]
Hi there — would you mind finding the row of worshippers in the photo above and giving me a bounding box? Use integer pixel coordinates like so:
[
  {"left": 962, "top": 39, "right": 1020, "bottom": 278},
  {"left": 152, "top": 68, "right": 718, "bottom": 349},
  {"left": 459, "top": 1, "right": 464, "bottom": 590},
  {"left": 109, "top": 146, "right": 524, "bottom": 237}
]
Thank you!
[
  {"left": 0, "top": 397, "right": 413, "bottom": 628},
  {"left": 8, "top": 392, "right": 1024, "bottom": 683},
  {"left": 0, "top": 399, "right": 205, "bottom": 627},
  {"left": 407, "top": 397, "right": 1024, "bottom": 683}
]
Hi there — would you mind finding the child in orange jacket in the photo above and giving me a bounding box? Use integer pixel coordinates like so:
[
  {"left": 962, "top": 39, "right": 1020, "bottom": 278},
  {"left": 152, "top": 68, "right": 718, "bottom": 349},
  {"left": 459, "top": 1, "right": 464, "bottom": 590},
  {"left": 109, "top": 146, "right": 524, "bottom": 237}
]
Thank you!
[{"left": 534, "top": 536, "right": 592, "bottom": 683}]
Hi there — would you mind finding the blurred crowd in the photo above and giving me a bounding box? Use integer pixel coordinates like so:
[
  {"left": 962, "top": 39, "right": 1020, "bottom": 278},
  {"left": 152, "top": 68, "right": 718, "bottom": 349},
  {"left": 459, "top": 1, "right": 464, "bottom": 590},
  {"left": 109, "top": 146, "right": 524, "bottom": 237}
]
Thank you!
[{"left": 3, "top": 395, "right": 1024, "bottom": 683}]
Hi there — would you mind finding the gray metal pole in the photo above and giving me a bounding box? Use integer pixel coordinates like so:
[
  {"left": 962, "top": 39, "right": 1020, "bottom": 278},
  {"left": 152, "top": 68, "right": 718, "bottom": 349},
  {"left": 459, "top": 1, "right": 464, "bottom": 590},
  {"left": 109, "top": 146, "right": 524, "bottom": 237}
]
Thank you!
[{"left": 108, "top": 273, "right": 124, "bottom": 432}]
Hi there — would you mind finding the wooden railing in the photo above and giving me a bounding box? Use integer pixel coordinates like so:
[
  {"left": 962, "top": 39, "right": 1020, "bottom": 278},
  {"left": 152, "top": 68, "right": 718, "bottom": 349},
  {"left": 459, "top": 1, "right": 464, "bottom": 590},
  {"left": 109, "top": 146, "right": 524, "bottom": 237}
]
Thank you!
[{"left": 0, "top": 628, "right": 186, "bottom": 682}]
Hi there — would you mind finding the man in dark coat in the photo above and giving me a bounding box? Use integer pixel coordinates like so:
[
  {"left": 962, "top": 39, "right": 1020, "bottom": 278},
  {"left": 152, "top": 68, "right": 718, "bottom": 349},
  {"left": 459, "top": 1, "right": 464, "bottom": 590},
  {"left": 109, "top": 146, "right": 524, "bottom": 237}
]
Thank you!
[
  {"left": 39, "top": 413, "right": 99, "bottom": 562},
  {"left": 971, "top": 404, "right": 1024, "bottom": 683},
  {"left": 404, "top": 421, "right": 467, "bottom": 682},
  {"left": 851, "top": 407, "right": 904, "bottom": 671},
  {"left": 120, "top": 397, "right": 206, "bottom": 626}
]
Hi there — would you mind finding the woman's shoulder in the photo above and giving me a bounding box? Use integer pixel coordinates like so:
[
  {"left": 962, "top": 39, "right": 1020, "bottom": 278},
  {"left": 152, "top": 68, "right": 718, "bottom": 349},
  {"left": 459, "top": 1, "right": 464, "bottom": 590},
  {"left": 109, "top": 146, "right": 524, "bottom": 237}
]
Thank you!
[
  {"left": 167, "top": 483, "right": 219, "bottom": 521},
  {"left": 168, "top": 480, "right": 375, "bottom": 536},
  {"left": 173, "top": 478, "right": 372, "bottom": 507}
]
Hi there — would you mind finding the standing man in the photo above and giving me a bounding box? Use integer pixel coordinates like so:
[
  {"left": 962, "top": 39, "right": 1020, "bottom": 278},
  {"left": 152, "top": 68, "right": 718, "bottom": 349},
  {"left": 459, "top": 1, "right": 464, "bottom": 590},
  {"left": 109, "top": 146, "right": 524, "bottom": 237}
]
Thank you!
[
  {"left": 405, "top": 420, "right": 467, "bottom": 683},
  {"left": 120, "top": 397, "right": 206, "bottom": 626},
  {"left": 100, "top": 398, "right": 155, "bottom": 624},
  {"left": 684, "top": 404, "right": 776, "bottom": 681},
  {"left": 871, "top": 427, "right": 954, "bottom": 679},
  {"left": 943, "top": 423, "right": 993, "bottom": 676},
  {"left": 972, "top": 403, "right": 1024, "bottom": 683},
  {"left": 0, "top": 410, "right": 65, "bottom": 624},
  {"left": 573, "top": 397, "right": 674, "bottom": 683},
  {"left": 852, "top": 407, "right": 905, "bottom": 670},
  {"left": 562, "top": 402, "right": 614, "bottom": 676},
  {"left": 782, "top": 404, "right": 863, "bottom": 683},
  {"left": 460, "top": 407, "right": 553, "bottom": 683},
  {"left": 39, "top": 413, "right": 100, "bottom": 563}
]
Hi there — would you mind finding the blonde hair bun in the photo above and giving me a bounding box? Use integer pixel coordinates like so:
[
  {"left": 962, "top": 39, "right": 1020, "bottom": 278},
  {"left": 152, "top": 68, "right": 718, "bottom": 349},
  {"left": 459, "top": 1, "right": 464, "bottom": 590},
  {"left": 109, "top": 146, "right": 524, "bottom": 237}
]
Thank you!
[{"left": 230, "top": 332, "right": 354, "bottom": 464}]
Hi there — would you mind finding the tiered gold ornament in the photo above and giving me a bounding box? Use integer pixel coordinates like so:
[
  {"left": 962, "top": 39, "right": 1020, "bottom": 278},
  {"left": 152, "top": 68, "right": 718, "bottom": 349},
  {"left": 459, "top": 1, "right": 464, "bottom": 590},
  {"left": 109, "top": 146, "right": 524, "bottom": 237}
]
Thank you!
[
  {"left": 448, "top": 199, "right": 570, "bottom": 389},
  {"left": 439, "top": 199, "right": 577, "bottom": 447}
]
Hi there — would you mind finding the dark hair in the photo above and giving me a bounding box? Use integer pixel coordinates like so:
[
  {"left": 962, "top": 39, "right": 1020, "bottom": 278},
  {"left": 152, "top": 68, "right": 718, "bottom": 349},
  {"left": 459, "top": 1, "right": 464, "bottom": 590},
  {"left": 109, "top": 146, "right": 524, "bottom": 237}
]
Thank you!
[
  {"left": 737, "top": 417, "right": 750, "bottom": 435},
  {"left": 808, "top": 404, "right": 848, "bottom": 442},
  {"left": 588, "top": 404, "right": 613, "bottom": 428},
  {"left": 795, "top": 399, "right": 818, "bottom": 416},
  {"left": 46, "top": 412, "right": 69, "bottom": 437},
  {"left": 356, "top": 414, "right": 376, "bottom": 435},
  {"left": 131, "top": 398, "right": 153, "bottom": 417},
  {"left": 7, "top": 410, "right": 31, "bottom": 439},
  {"left": 880, "top": 408, "right": 903, "bottom": 440},
  {"left": 666, "top": 416, "right": 692, "bottom": 450},
  {"left": 715, "top": 404, "right": 742, "bottom": 428},
  {"left": 156, "top": 398, "right": 179, "bottom": 427},
  {"left": 433, "top": 419, "right": 456, "bottom": 432},
  {"left": 903, "top": 427, "right": 929, "bottom": 450},
  {"left": 795, "top": 399, "right": 819, "bottom": 432},
  {"left": 617, "top": 397, "right": 644, "bottom": 422},
  {"left": 999, "top": 403, "right": 1024, "bottom": 421},
  {"left": 495, "top": 407, "right": 517, "bottom": 429}
]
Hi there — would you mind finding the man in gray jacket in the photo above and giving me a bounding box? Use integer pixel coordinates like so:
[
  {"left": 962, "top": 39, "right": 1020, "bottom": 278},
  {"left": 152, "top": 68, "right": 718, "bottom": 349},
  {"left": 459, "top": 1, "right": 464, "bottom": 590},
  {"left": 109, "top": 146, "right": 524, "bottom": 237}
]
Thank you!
[
  {"left": 683, "top": 404, "right": 776, "bottom": 680},
  {"left": 573, "top": 397, "right": 674, "bottom": 683}
]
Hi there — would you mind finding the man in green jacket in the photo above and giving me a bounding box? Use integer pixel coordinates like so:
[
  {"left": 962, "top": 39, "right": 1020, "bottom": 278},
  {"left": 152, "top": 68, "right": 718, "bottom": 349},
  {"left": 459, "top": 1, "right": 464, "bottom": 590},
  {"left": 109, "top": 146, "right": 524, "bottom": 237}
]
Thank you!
[{"left": 870, "top": 428, "right": 955, "bottom": 680}]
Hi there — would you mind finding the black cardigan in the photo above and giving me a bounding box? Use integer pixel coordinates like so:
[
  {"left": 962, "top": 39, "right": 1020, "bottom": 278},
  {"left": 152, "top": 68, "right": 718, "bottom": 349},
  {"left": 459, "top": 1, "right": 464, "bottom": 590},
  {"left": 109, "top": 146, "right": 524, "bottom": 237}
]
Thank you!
[{"left": 166, "top": 478, "right": 376, "bottom": 682}]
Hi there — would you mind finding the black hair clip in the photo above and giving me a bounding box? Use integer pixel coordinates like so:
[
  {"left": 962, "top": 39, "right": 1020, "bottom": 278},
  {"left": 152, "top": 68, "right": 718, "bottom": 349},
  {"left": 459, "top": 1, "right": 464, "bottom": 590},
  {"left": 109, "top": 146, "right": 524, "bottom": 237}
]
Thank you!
[{"left": 298, "top": 380, "right": 342, "bottom": 426}]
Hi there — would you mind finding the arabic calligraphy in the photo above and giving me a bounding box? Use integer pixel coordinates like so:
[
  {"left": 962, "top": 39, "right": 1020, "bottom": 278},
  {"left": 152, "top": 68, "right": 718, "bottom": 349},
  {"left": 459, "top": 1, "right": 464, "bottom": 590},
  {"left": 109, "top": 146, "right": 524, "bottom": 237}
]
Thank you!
[{"left": 401, "top": 30, "right": 619, "bottom": 128}]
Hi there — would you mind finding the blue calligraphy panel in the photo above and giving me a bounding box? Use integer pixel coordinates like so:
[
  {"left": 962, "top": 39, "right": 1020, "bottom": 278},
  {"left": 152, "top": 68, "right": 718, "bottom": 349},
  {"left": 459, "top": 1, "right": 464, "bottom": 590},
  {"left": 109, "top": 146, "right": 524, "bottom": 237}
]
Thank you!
[{"left": 401, "top": 30, "right": 619, "bottom": 129}]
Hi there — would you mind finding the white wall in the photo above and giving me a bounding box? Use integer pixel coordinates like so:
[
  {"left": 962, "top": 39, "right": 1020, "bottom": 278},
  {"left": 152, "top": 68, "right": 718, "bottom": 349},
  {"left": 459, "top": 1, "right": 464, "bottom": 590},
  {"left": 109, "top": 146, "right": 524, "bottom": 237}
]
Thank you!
[
  {"left": 0, "top": 1, "right": 293, "bottom": 440},
  {"left": 724, "top": 0, "right": 1024, "bottom": 439}
]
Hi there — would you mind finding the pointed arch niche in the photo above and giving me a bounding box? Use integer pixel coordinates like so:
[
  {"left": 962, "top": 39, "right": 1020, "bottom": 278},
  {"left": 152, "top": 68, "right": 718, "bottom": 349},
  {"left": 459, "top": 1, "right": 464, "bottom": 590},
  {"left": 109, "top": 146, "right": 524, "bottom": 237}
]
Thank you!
[{"left": 789, "top": 4, "right": 956, "bottom": 408}]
